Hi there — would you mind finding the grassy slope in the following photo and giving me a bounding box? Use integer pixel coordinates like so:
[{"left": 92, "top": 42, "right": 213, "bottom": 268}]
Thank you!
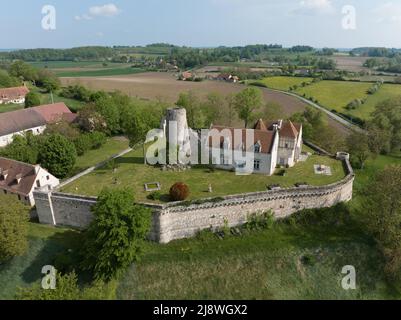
[
  {"left": 67, "top": 137, "right": 130, "bottom": 177},
  {"left": 0, "top": 224, "right": 79, "bottom": 300},
  {"left": 60, "top": 146, "right": 346, "bottom": 202},
  {"left": 116, "top": 215, "right": 394, "bottom": 300}
]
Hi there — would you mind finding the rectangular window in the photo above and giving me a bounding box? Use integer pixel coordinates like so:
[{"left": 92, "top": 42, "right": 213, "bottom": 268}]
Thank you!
[
  {"left": 254, "top": 160, "right": 261, "bottom": 170},
  {"left": 36, "top": 180, "right": 41, "bottom": 188}
]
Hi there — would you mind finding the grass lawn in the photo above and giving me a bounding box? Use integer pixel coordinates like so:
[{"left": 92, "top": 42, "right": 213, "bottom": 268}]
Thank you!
[
  {"left": 56, "top": 67, "right": 146, "bottom": 78},
  {"left": 117, "top": 215, "right": 396, "bottom": 300},
  {"left": 295, "top": 80, "right": 371, "bottom": 116},
  {"left": 0, "top": 224, "right": 79, "bottom": 300},
  {"left": 258, "top": 76, "right": 314, "bottom": 91},
  {"left": 68, "top": 137, "right": 130, "bottom": 177},
  {"left": 0, "top": 103, "right": 24, "bottom": 113},
  {"left": 60, "top": 145, "right": 347, "bottom": 203}
]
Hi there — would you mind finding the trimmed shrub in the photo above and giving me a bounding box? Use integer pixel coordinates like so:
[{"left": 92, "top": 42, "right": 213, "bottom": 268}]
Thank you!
[{"left": 169, "top": 182, "right": 190, "bottom": 201}]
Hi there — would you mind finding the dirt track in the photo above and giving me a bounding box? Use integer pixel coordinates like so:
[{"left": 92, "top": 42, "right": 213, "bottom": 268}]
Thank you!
[{"left": 61, "top": 72, "right": 350, "bottom": 135}]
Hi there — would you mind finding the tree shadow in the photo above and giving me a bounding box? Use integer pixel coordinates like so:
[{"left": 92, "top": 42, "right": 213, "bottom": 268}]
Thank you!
[
  {"left": 115, "top": 157, "right": 144, "bottom": 165},
  {"left": 20, "top": 230, "right": 92, "bottom": 285}
]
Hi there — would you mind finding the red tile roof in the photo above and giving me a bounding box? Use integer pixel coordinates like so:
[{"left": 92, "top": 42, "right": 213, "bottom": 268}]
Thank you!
[
  {"left": 34, "top": 102, "right": 75, "bottom": 123},
  {"left": 0, "top": 157, "right": 38, "bottom": 196},
  {"left": 280, "top": 121, "right": 299, "bottom": 139},
  {"left": 0, "top": 86, "right": 29, "bottom": 101}
]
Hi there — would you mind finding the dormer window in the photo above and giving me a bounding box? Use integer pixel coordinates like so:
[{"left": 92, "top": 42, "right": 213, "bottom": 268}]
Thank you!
[
  {"left": 0, "top": 169, "right": 8, "bottom": 181},
  {"left": 15, "top": 173, "right": 22, "bottom": 184},
  {"left": 254, "top": 142, "right": 261, "bottom": 153}
]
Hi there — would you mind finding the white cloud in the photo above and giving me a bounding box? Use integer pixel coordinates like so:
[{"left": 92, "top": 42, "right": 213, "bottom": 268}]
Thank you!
[
  {"left": 89, "top": 4, "right": 121, "bottom": 17},
  {"left": 293, "top": 0, "right": 335, "bottom": 15},
  {"left": 373, "top": 2, "right": 401, "bottom": 23},
  {"left": 75, "top": 3, "right": 120, "bottom": 21}
]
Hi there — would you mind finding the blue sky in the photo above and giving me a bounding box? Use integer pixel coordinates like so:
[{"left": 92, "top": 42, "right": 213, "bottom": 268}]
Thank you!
[{"left": 1, "top": 0, "right": 401, "bottom": 49}]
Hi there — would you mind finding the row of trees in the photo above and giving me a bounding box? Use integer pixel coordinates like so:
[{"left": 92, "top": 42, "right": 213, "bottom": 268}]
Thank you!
[
  {"left": 0, "top": 60, "right": 61, "bottom": 92},
  {"left": 176, "top": 87, "right": 283, "bottom": 130},
  {"left": 344, "top": 97, "right": 401, "bottom": 169}
]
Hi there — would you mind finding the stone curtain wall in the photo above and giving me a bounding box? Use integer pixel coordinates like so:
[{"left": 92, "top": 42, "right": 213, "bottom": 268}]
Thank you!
[{"left": 34, "top": 157, "right": 354, "bottom": 244}]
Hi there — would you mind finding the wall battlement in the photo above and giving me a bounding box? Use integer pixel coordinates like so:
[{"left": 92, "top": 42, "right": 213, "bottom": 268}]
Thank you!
[{"left": 34, "top": 155, "right": 354, "bottom": 244}]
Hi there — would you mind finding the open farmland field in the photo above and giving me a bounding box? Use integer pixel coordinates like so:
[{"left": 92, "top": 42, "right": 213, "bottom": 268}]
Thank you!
[
  {"left": 332, "top": 55, "right": 369, "bottom": 72},
  {"left": 354, "top": 84, "right": 401, "bottom": 119},
  {"left": 60, "top": 146, "right": 347, "bottom": 203},
  {"left": 55, "top": 67, "right": 146, "bottom": 77},
  {"left": 60, "top": 72, "right": 350, "bottom": 135},
  {"left": 295, "top": 80, "right": 371, "bottom": 115},
  {"left": 258, "top": 76, "right": 314, "bottom": 91}
]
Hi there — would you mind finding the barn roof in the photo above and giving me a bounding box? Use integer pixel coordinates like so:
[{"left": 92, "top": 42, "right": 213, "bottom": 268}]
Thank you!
[
  {"left": 0, "top": 103, "right": 74, "bottom": 137},
  {"left": 0, "top": 86, "right": 29, "bottom": 101}
]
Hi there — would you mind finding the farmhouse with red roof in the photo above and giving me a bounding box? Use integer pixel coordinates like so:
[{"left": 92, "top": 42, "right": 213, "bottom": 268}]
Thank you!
[
  {"left": 0, "top": 102, "right": 77, "bottom": 147},
  {"left": 0, "top": 86, "right": 29, "bottom": 104}
]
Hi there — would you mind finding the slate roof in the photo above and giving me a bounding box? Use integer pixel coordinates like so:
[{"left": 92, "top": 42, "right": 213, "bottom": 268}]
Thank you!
[
  {"left": 210, "top": 125, "right": 276, "bottom": 154},
  {"left": 0, "top": 157, "right": 39, "bottom": 196},
  {"left": 0, "top": 103, "right": 75, "bottom": 136}
]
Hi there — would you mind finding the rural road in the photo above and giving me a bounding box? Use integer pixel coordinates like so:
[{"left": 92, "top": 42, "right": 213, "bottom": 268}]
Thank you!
[{"left": 264, "top": 88, "right": 364, "bottom": 133}]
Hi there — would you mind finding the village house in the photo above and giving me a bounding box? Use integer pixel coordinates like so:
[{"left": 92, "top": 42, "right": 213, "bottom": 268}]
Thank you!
[
  {"left": 0, "top": 86, "right": 30, "bottom": 104},
  {"left": 209, "top": 119, "right": 303, "bottom": 176},
  {"left": 0, "top": 157, "right": 59, "bottom": 206},
  {"left": 0, "top": 102, "right": 77, "bottom": 147},
  {"left": 217, "top": 73, "right": 240, "bottom": 83},
  {"left": 179, "top": 71, "right": 195, "bottom": 81}
]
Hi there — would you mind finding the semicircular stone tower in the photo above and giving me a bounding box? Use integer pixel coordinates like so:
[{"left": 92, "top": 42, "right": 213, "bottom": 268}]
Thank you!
[{"left": 161, "top": 107, "right": 192, "bottom": 163}]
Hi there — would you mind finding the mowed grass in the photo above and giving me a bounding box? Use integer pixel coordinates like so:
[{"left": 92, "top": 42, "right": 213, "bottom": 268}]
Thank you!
[
  {"left": 117, "top": 219, "right": 395, "bottom": 300},
  {"left": 0, "top": 103, "right": 24, "bottom": 113},
  {"left": 258, "top": 76, "right": 314, "bottom": 91},
  {"left": 61, "top": 146, "right": 346, "bottom": 203},
  {"left": 56, "top": 67, "right": 146, "bottom": 78},
  {"left": 295, "top": 80, "right": 371, "bottom": 115},
  {"left": 69, "top": 137, "right": 130, "bottom": 177},
  {"left": 0, "top": 224, "right": 79, "bottom": 299}
]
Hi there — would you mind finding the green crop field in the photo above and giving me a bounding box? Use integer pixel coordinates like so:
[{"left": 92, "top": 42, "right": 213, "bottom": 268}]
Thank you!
[
  {"left": 60, "top": 146, "right": 346, "bottom": 203},
  {"left": 295, "top": 80, "right": 372, "bottom": 118},
  {"left": 295, "top": 80, "right": 371, "bottom": 112},
  {"left": 55, "top": 67, "right": 146, "bottom": 77},
  {"left": 353, "top": 84, "right": 401, "bottom": 119},
  {"left": 29, "top": 61, "right": 128, "bottom": 69}
]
